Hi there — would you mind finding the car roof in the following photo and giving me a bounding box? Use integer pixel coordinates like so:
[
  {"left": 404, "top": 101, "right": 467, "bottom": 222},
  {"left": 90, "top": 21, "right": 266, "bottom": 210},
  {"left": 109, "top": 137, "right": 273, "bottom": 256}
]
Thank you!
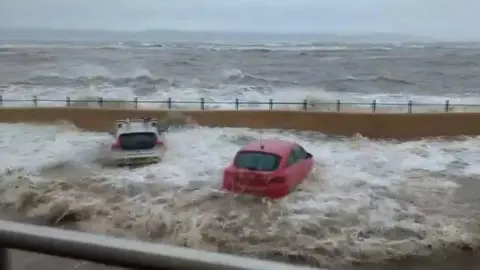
[
  {"left": 240, "top": 139, "right": 297, "bottom": 156},
  {"left": 116, "top": 119, "right": 158, "bottom": 135}
]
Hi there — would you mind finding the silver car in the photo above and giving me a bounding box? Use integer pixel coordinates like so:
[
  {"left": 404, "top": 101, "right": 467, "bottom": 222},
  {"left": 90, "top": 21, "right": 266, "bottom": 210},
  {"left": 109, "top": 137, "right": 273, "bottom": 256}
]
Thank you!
[{"left": 107, "top": 117, "right": 167, "bottom": 166}]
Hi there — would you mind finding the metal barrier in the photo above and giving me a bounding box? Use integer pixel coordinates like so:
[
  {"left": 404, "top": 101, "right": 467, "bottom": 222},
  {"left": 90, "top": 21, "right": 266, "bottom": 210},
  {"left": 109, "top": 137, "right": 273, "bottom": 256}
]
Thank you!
[
  {"left": 0, "top": 96, "right": 478, "bottom": 113},
  {"left": 0, "top": 220, "right": 317, "bottom": 270}
]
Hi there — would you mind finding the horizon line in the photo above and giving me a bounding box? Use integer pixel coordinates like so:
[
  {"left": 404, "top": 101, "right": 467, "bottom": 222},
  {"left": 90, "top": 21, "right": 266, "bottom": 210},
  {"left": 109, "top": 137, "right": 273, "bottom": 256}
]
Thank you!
[{"left": 0, "top": 26, "right": 429, "bottom": 37}]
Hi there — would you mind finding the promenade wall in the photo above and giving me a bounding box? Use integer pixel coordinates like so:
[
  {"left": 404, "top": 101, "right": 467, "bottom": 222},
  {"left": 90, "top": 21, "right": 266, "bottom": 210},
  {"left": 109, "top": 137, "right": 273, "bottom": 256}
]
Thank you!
[{"left": 0, "top": 107, "right": 478, "bottom": 139}]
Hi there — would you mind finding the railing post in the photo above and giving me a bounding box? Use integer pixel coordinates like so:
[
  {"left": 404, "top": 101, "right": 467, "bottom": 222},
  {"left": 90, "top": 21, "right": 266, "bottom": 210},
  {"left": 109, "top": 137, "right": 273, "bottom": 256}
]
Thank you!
[
  {"left": 200, "top": 98, "right": 205, "bottom": 110},
  {"left": 269, "top": 99, "right": 273, "bottom": 110},
  {"left": 302, "top": 99, "right": 308, "bottom": 110},
  {"left": 98, "top": 97, "right": 103, "bottom": 107},
  {"left": 336, "top": 100, "right": 341, "bottom": 112},
  {"left": 32, "top": 96, "right": 38, "bottom": 107},
  {"left": 0, "top": 95, "right": 3, "bottom": 106},
  {"left": 66, "top": 96, "right": 71, "bottom": 107},
  {"left": 408, "top": 100, "right": 413, "bottom": 113},
  {"left": 134, "top": 97, "right": 138, "bottom": 109},
  {"left": 0, "top": 248, "right": 9, "bottom": 270},
  {"left": 445, "top": 100, "right": 450, "bottom": 112},
  {"left": 372, "top": 100, "right": 376, "bottom": 113},
  {"left": 167, "top": 97, "right": 172, "bottom": 109},
  {"left": 235, "top": 98, "right": 239, "bottom": 110}
]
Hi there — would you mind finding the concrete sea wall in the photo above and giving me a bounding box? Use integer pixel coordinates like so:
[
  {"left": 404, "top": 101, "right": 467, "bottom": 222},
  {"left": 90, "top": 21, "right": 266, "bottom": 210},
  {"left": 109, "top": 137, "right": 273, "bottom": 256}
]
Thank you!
[{"left": 0, "top": 107, "right": 479, "bottom": 139}]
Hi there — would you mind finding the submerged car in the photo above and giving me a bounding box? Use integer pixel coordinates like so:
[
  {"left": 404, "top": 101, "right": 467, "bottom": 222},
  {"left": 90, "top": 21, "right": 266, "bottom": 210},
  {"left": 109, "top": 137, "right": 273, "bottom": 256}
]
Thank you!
[
  {"left": 107, "top": 117, "right": 167, "bottom": 166},
  {"left": 222, "top": 139, "right": 314, "bottom": 199}
]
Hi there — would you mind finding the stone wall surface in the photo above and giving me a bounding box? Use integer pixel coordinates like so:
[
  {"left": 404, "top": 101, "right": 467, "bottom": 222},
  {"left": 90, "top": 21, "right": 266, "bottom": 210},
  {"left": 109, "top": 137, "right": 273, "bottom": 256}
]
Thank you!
[{"left": 0, "top": 107, "right": 478, "bottom": 139}]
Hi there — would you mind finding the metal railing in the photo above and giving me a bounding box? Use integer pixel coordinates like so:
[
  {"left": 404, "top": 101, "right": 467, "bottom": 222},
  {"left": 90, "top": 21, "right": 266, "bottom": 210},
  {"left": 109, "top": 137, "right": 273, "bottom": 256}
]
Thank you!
[
  {"left": 0, "top": 96, "right": 479, "bottom": 113},
  {"left": 0, "top": 220, "right": 317, "bottom": 270}
]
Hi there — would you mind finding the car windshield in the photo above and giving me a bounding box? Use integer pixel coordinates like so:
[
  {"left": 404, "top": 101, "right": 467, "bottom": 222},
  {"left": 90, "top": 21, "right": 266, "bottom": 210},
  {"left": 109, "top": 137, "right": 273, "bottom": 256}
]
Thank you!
[
  {"left": 233, "top": 151, "right": 281, "bottom": 172},
  {"left": 118, "top": 132, "right": 157, "bottom": 150}
]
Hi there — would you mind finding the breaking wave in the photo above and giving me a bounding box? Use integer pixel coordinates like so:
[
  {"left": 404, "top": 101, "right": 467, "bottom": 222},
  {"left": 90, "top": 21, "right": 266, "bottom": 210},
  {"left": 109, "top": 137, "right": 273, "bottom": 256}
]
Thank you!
[
  {"left": 11, "top": 75, "right": 175, "bottom": 88},
  {"left": 341, "top": 75, "right": 415, "bottom": 85}
]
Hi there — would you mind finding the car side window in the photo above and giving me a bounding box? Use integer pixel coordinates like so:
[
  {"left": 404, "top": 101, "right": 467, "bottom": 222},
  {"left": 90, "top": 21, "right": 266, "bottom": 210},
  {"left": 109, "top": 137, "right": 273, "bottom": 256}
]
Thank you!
[
  {"left": 287, "top": 150, "right": 296, "bottom": 166},
  {"left": 286, "top": 145, "right": 309, "bottom": 167},
  {"left": 294, "top": 145, "right": 307, "bottom": 159},
  {"left": 287, "top": 146, "right": 302, "bottom": 166}
]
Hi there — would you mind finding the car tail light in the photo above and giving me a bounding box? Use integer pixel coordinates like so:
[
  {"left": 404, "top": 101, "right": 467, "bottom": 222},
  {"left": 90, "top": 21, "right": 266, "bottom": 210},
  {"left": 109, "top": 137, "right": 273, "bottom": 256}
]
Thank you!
[
  {"left": 110, "top": 140, "right": 121, "bottom": 150},
  {"left": 270, "top": 177, "right": 286, "bottom": 183},
  {"left": 223, "top": 169, "right": 233, "bottom": 180},
  {"left": 156, "top": 139, "right": 164, "bottom": 146}
]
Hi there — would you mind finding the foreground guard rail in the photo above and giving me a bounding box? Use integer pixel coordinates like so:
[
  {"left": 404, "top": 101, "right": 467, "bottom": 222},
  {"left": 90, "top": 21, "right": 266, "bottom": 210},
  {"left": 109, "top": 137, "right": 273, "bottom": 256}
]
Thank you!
[{"left": 0, "top": 220, "right": 318, "bottom": 270}]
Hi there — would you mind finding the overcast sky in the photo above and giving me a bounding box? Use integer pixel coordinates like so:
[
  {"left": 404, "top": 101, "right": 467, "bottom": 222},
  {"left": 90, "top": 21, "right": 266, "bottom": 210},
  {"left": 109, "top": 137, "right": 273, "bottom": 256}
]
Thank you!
[{"left": 0, "top": 0, "right": 477, "bottom": 40}]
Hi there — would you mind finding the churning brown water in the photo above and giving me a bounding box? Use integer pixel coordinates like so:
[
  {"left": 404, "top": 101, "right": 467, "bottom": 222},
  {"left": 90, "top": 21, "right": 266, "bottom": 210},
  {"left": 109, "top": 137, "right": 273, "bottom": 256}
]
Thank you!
[{"left": 1, "top": 119, "right": 480, "bottom": 270}]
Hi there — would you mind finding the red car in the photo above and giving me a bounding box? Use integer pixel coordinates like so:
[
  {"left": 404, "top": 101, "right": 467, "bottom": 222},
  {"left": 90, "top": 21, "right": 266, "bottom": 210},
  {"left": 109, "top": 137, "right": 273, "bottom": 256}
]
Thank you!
[{"left": 222, "top": 139, "right": 314, "bottom": 199}]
